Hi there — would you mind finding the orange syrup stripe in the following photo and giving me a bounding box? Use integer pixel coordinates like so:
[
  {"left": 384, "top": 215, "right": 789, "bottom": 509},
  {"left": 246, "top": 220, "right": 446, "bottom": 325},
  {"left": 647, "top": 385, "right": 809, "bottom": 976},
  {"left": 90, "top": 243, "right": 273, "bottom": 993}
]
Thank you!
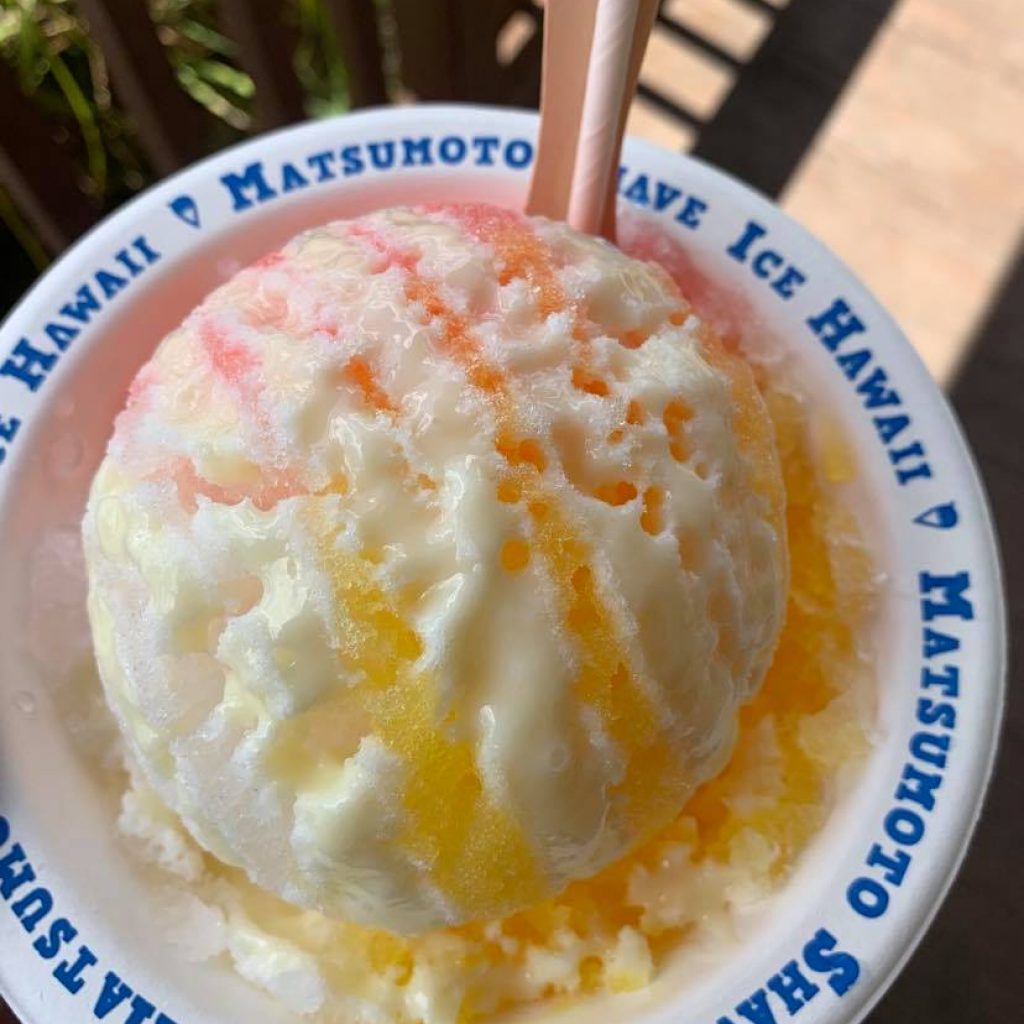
[{"left": 434, "top": 206, "right": 686, "bottom": 834}]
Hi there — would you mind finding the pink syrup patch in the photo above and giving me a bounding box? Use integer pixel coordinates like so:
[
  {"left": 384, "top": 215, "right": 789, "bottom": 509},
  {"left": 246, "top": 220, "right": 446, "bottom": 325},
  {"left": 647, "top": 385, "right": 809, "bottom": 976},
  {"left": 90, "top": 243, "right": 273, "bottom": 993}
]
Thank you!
[
  {"left": 618, "top": 215, "right": 755, "bottom": 349},
  {"left": 196, "top": 315, "right": 283, "bottom": 472},
  {"left": 254, "top": 250, "right": 285, "bottom": 269},
  {"left": 345, "top": 221, "right": 418, "bottom": 275},
  {"left": 199, "top": 317, "right": 260, "bottom": 389},
  {"left": 169, "top": 457, "right": 304, "bottom": 513},
  {"left": 432, "top": 201, "right": 525, "bottom": 238}
]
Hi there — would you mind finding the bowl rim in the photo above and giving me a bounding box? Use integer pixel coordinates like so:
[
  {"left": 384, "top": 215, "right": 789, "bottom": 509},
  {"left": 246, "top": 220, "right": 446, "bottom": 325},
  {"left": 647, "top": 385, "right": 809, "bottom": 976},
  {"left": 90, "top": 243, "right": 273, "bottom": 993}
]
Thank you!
[{"left": 0, "top": 103, "right": 1008, "bottom": 1024}]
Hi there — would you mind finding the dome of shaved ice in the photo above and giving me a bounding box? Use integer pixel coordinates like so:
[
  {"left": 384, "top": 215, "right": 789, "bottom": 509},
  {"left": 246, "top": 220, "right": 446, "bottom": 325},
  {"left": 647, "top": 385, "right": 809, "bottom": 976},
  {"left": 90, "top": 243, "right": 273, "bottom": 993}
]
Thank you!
[{"left": 83, "top": 204, "right": 786, "bottom": 932}]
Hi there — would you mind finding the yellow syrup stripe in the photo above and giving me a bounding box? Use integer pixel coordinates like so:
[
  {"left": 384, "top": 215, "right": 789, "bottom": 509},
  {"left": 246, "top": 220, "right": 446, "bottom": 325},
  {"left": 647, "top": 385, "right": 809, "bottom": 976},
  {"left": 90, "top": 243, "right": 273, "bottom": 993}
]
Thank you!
[
  {"left": 513, "top": 464, "right": 686, "bottom": 839},
  {"left": 685, "top": 381, "right": 868, "bottom": 862},
  {"left": 306, "top": 509, "right": 544, "bottom": 921}
]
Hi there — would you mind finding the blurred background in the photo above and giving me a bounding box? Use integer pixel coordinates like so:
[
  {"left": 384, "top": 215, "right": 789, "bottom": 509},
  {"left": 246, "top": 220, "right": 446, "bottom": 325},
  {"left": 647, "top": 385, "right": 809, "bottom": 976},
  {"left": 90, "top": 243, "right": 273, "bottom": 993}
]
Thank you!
[{"left": 0, "top": 0, "right": 1020, "bottom": 1020}]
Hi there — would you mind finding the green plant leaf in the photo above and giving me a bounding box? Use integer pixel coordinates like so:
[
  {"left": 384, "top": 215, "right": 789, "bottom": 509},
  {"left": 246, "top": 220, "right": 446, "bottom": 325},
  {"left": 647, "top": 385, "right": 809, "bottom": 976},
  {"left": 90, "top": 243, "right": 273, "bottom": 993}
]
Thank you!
[
  {"left": 193, "top": 57, "right": 253, "bottom": 98},
  {"left": 47, "top": 51, "right": 107, "bottom": 194}
]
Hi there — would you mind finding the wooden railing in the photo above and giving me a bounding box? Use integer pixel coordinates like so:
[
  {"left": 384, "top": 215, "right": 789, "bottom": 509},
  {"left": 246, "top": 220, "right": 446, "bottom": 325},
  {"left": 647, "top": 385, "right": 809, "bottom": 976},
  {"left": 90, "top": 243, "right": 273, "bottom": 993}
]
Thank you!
[
  {"left": 0, "top": 0, "right": 543, "bottom": 259},
  {"left": 0, "top": 0, "right": 898, "bottom": 276}
]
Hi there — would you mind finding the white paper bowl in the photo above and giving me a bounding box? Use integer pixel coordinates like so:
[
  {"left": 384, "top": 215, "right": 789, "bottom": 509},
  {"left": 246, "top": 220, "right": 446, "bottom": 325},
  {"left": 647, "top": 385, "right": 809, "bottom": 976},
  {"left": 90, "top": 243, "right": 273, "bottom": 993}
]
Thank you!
[{"left": 0, "top": 105, "right": 1005, "bottom": 1024}]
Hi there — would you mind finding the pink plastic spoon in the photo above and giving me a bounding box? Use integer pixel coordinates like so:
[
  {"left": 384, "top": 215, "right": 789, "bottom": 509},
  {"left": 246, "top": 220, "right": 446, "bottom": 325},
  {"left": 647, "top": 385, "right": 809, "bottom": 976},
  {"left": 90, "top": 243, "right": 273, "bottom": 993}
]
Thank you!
[{"left": 527, "top": 0, "right": 659, "bottom": 243}]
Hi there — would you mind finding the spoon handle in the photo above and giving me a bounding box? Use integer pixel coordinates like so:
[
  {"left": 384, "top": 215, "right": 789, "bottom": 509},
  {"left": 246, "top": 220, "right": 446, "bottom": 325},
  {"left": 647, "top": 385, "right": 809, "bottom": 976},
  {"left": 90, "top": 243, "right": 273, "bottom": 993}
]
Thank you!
[
  {"left": 527, "top": 0, "right": 657, "bottom": 243},
  {"left": 600, "top": 0, "right": 660, "bottom": 242},
  {"left": 526, "top": 0, "right": 599, "bottom": 224},
  {"left": 567, "top": 0, "right": 642, "bottom": 237}
]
